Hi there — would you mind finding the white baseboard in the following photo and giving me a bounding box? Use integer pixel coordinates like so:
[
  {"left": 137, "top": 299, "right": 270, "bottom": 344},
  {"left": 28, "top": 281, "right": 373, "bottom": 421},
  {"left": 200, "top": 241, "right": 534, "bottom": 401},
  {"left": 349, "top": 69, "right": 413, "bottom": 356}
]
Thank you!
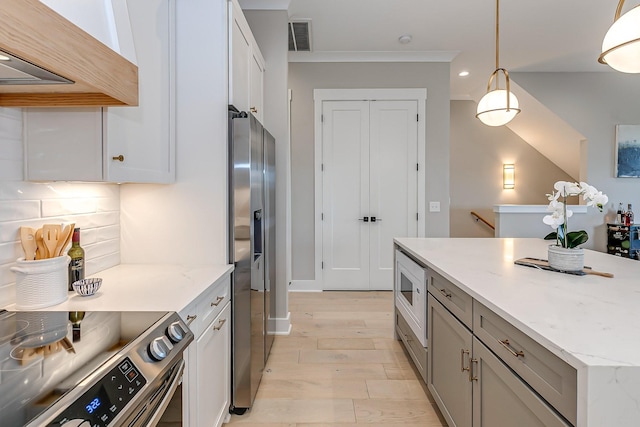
[
  {"left": 289, "top": 279, "right": 322, "bottom": 292},
  {"left": 269, "top": 312, "right": 292, "bottom": 335}
]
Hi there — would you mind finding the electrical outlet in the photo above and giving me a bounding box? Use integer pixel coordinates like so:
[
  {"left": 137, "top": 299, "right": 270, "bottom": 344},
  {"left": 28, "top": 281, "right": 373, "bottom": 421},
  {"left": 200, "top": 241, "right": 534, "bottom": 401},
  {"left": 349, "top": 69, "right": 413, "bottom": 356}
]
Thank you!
[{"left": 429, "top": 201, "right": 441, "bottom": 212}]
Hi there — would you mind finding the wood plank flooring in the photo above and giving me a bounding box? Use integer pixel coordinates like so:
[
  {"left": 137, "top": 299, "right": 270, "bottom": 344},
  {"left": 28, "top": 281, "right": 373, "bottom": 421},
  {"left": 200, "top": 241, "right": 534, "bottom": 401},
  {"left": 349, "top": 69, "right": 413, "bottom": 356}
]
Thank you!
[{"left": 224, "top": 291, "right": 447, "bottom": 426}]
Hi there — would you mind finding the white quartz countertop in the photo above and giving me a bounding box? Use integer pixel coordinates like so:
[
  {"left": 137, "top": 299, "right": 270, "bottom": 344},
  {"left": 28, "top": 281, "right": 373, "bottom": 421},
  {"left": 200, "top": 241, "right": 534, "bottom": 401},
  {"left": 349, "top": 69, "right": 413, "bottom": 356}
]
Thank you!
[
  {"left": 395, "top": 237, "right": 640, "bottom": 369},
  {"left": 6, "top": 264, "right": 233, "bottom": 313},
  {"left": 395, "top": 237, "right": 640, "bottom": 426}
]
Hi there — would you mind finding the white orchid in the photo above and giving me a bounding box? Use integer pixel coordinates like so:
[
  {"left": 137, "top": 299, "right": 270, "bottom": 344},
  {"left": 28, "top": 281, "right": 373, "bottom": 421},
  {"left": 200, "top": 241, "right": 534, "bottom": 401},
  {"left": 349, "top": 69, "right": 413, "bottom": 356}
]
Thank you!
[{"left": 543, "top": 181, "right": 608, "bottom": 248}]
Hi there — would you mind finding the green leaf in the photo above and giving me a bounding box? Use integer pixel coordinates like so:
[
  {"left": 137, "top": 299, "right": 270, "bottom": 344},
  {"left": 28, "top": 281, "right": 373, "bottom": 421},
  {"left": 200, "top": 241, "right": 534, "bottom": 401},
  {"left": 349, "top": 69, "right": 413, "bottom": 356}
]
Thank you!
[
  {"left": 565, "top": 231, "right": 588, "bottom": 248},
  {"left": 544, "top": 232, "right": 558, "bottom": 241}
]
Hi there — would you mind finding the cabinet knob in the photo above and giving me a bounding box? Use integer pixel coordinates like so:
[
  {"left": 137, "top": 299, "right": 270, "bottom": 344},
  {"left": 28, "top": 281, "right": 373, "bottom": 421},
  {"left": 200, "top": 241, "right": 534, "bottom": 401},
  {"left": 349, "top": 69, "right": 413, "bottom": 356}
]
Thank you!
[
  {"left": 112, "top": 155, "right": 125, "bottom": 162},
  {"left": 250, "top": 107, "right": 258, "bottom": 113}
]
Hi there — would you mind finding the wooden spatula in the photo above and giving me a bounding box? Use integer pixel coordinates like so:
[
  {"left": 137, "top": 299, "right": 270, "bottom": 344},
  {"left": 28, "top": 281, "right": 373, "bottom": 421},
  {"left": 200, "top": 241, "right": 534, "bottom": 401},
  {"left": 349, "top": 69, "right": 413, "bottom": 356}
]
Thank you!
[
  {"left": 35, "top": 228, "right": 46, "bottom": 260},
  {"left": 42, "top": 224, "right": 61, "bottom": 259},
  {"left": 55, "top": 223, "right": 74, "bottom": 257},
  {"left": 19, "top": 227, "right": 37, "bottom": 260}
]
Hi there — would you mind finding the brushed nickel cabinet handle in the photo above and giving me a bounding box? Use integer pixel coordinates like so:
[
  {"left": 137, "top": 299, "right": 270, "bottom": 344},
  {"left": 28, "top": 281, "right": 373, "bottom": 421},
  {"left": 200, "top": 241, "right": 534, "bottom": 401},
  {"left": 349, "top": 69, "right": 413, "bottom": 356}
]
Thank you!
[
  {"left": 470, "top": 358, "right": 478, "bottom": 382},
  {"left": 211, "top": 296, "right": 225, "bottom": 307},
  {"left": 250, "top": 107, "right": 258, "bottom": 113},
  {"left": 439, "top": 288, "right": 452, "bottom": 299},
  {"left": 461, "top": 349, "right": 470, "bottom": 372},
  {"left": 499, "top": 339, "right": 525, "bottom": 358},
  {"left": 213, "top": 318, "right": 227, "bottom": 331},
  {"left": 186, "top": 314, "right": 197, "bottom": 325},
  {"left": 112, "top": 155, "right": 125, "bottom": 162}
]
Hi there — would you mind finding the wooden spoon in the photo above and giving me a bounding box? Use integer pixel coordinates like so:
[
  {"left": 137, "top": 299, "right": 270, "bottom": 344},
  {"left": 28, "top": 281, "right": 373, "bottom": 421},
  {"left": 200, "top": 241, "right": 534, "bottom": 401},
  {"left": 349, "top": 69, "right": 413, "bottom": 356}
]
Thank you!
[
  {"left": 19, "top": 227, "right": 37, "bottom": 260},
  {"left": 55, "top": 223, "right": 74, "bottom": 257},
  {"left": 35, "top": 228, "right": 47, "bottom": 260},
  {"left": 42, "top": 224, "right": 61, "bottom": 259}
]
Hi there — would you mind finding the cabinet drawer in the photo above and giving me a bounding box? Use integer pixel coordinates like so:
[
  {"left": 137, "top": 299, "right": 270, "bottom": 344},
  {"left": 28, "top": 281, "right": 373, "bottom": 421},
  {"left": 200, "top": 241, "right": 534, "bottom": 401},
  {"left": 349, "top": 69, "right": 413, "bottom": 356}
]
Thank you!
[
  {"left": 199, "top": 275, "right": 231, "bottom": 329},
  {"left": 396, "top": 310, "right": 427, "bottom": 382},
  {"left": 473, "top": 301, "right": 577, "bottom": 426},
  {"left": 428, "top": 270, "right": 473, "bottom": 329}
]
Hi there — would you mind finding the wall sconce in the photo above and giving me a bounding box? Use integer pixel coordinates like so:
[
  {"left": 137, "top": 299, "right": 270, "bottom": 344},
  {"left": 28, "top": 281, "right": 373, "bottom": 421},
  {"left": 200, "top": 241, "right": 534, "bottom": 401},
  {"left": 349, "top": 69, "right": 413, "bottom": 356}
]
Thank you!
[{"left": 503, "top": 164, "right": 515, "bottom": 189}]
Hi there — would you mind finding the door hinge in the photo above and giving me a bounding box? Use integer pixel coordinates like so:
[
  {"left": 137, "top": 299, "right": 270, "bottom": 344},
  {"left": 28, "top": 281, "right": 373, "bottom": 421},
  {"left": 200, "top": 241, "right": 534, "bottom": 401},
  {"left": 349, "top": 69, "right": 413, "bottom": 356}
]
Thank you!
[
  {"left": 321, "top": 261, "right": 324, "bottom": 269},
  {"left": 321, "top": 213, "right": 324, "bottom": 220},
  {"left": 321, "top": 163, "right": 324, "bottom": 171},
  {"left": 416, "top": 114, "right": 419, "bottom": 122},
  {"left": 416, "top": 213, "right": 419, "bottom": 221},
  {"left": 416, "top": 163, "right": 419, "bottom": 171},
  {"left": 321, "top": 114, "right": 324, "bottom": 122}
]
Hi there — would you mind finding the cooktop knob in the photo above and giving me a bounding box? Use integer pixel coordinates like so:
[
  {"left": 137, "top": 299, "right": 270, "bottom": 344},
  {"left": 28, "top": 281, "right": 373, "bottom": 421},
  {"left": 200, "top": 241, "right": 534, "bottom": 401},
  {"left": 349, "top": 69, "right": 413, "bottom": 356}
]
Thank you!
[
  {"left": 167, "top": 321, "right": 186, "bottom": 343},
  {"left": 148, "top": 336, "right": 173, "bottom": 361}
]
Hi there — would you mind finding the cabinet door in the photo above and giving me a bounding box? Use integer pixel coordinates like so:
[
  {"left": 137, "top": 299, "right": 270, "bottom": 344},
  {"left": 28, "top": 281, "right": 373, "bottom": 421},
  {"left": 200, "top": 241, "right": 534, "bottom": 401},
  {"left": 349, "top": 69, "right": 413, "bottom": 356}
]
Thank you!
[
  {"left": 472, "top": 337, "right": 570, "bottom": 427},
  {"left": 428, "top": 295, "right": 472, "bottom": 427},
  {"left": 105, "top": 0, "right": 176, "bottom": 183},
  {"left": 195, "top": 303, "right": 231, "bottom": 427},
  {"left": 249, "top": 50, "right": 264, "bottom": 122},
  {"left": 229, "top": 0, "right": 250, "bottom": 113}
]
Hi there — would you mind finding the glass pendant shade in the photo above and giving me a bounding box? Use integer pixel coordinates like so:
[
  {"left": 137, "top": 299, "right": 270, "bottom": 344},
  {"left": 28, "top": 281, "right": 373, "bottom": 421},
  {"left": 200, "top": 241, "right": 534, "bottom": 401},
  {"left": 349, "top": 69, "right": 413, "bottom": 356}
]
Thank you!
[
  {"left": 476, "top": 89, "right": 520, "bottom": 127},
  {"left": 599, "top": 5, "right": 640, "bottom": 73}
]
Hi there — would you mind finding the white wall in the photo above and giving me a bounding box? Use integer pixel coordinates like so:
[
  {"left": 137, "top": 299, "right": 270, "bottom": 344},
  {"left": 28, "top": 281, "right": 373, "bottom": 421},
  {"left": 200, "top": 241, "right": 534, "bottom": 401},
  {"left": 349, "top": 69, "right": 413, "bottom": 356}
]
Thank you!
[
  {"left": 450, "top": 100, "right": 575, "bottom": 238},
  {"left": 288, "top": 61, "right": 450, "bottom": 281},
  {"left": 512, "top": 72, "right": 640, "bottom": 252},
  {"left": 120, "top": 0, "right": 229, "bottom": 266},
  {"left": 244, "top": 10, "right": 290, "bottom": 322},
  {"left": 0, "top": 108, "right": 120, "bottom": 308}
]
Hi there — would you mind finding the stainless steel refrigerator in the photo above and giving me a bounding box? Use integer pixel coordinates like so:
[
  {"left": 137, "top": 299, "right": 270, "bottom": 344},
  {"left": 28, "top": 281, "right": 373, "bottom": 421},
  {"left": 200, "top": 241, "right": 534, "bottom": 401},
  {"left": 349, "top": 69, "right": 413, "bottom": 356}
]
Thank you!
[{"left": 228, "top": 108, "right": 276, "bottom": 414}]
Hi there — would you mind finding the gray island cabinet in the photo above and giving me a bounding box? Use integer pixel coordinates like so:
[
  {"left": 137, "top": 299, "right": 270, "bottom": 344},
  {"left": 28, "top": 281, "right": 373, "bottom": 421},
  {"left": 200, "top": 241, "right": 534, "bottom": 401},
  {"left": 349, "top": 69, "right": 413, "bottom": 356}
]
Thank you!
[{"left": 394, "top": 237, "right": 640, "bottom": 427}]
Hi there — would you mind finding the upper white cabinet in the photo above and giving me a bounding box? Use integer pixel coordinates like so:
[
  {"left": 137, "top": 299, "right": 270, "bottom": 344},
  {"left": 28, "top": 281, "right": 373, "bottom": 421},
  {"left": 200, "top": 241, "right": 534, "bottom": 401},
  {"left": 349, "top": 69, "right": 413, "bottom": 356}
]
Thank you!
[
  {"left": 24, "top": 0, "right": 175, "bottom": 183},
  {"left": 228, "top": 0, "right": 264, "bottom": 123}
]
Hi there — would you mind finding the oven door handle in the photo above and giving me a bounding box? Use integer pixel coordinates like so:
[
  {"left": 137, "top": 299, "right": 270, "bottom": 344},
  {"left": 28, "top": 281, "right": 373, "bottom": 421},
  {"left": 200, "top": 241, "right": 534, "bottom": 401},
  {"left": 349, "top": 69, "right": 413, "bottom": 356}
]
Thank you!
[{"left": 145, "top": 359, "right": 185, "bottom": 427}]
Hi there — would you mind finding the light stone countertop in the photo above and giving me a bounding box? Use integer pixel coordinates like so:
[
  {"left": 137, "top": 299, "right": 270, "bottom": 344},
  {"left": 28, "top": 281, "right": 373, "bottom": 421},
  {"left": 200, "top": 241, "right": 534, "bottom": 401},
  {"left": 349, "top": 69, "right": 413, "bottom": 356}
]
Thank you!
[
  {"left": 394, "top": 237, "right": 640, "bottom": 427},
  {"left": 7, "top": 264, "right": 233, "bottom": 313}
]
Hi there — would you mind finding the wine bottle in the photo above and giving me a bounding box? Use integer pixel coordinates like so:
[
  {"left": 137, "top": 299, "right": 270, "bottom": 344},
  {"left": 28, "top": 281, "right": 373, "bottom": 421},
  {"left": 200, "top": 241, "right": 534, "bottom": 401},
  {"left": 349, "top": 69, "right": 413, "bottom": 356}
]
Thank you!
[
  {"left": 617, "top": 203, "right": 624, "bottom": 224},
  {"left": 626, "top": 204, "right": 634, "bottom": 226},
  {"left": 69, "top": 311, "right": 85, "bottom": 342},
  {"left": 67, "top": 227, "right": 85, "bottom": 291}
]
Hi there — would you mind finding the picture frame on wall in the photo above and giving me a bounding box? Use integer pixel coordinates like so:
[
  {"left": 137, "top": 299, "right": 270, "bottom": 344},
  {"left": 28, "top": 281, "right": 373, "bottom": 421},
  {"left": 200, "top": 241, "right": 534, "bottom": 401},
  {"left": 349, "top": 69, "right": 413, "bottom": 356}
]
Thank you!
[{"left": 615, "top": 125, "right": 640, "bottom": 178}]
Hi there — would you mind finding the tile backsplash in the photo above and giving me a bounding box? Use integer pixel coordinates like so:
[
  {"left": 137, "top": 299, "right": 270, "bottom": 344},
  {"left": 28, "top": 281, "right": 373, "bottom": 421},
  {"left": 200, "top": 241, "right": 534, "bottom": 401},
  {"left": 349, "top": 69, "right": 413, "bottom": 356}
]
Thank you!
[{"left": 0, "top": 107, "right": 120, "bottom": 307}]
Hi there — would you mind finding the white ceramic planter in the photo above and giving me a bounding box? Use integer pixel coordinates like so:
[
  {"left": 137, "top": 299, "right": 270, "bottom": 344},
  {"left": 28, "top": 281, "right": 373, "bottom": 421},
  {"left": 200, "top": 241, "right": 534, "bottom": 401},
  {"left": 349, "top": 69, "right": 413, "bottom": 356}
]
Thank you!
[{"left": 548, "top": 245, "right": 584, "bottom": 272}]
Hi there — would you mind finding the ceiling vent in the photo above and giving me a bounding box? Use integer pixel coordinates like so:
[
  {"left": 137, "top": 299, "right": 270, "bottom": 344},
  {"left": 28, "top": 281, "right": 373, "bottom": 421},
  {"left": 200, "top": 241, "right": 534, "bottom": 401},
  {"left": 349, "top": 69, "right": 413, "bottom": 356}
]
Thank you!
[{"left": 288, "top": 20, "right": 312, "bottom": 52}]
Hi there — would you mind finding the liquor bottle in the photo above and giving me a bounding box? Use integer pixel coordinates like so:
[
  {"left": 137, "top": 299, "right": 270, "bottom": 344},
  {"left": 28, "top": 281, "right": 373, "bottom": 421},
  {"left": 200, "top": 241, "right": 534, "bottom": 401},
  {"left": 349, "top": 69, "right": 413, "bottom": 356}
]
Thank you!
[
  {"left": 67, "top": 227, "right": 85, "bottom": 291},
  {"left": 626, "top": 204, "right": 634, "bottom": 226},
  {"left": 617, "top": 203, "right": 624, "bottom": 224}
]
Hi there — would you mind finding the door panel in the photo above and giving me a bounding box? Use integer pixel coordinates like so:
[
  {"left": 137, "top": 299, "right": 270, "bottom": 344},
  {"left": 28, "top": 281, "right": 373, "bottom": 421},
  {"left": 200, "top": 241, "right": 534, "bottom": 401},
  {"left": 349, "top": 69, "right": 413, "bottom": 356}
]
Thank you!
[
  {"left": 369, "top": 100, "right": 418, "bottom": 290},
  {"left": 321, "top": 99, "right": 418, "bottom": 291},
  {"left": 322, "top": 101, "right": 370, "bottom": 290}
]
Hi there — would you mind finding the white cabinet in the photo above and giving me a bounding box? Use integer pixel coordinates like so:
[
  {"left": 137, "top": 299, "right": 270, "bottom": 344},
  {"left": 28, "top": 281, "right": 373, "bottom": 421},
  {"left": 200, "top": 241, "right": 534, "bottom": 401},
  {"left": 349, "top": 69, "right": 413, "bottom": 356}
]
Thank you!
[
  {"left": 23, "top": 0, "right": 176, "bottom": 184},
  {"left": 228, "top": 0, "right": 264, "bottom": 123},
  {"left": 181, "top": 275, "right": 231, "bottom": 427}
]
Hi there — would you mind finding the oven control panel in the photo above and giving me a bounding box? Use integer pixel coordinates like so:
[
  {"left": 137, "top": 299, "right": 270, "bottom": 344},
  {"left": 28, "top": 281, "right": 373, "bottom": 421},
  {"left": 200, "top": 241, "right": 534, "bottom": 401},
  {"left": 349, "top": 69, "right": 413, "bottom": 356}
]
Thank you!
[{"left": 48, "top": 357, "right": 147, "bottom": 427}]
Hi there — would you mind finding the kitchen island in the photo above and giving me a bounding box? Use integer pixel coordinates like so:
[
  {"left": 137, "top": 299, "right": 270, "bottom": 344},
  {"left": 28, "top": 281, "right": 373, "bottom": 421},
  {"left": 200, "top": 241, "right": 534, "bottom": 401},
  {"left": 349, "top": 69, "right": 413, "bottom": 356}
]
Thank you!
[{"left": 395, "top": 237, "right": 640, "bottom": 427}]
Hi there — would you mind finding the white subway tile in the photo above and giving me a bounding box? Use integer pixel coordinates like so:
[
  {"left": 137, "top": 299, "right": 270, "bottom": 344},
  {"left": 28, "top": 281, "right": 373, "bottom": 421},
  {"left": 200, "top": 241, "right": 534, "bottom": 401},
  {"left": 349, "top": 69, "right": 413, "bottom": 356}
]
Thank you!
[
  {"left": 42, "top": 198, "right": 99, "bottom": 217},
  {"left": 0, "top": 200, "right": 40, "bottom": 222},
  {"left": 0, "top": 283, "right": 16, "bottom": 308},
  {"left": 86, "top": 253, "right": 120, "bottom": 277},
  {"left": 84, "top": 239, "right": 119, "bottom": 260},
  {"left": 0, "top": 241, "right": 22, "bottom": 265},
  {"left": 0, "top": 262, "right": 16, "bottom": 288},
  {"left": 0, "top": 139, "right": 22, "bottom": 161},
  {"left": 96, "top": 225, "right": 120, "bottom": 241},
  {"left": 0, "top": 160, "right": 23, "bottom": 182},
  {"left": 97, "top": 197, "right": 120, "bottom": 213}
]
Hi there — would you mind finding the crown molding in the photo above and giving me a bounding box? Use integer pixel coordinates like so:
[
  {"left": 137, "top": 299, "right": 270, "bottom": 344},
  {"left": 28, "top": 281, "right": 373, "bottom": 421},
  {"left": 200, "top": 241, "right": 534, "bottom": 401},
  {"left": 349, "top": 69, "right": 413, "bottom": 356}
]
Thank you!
[{"left": 288, "top": 50, "right": 459, "bottom": 63}]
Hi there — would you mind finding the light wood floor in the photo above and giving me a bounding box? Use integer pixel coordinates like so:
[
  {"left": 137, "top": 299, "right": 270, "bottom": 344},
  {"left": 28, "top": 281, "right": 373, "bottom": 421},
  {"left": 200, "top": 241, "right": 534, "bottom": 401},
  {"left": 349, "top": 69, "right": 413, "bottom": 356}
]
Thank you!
[{"left": 224, "top": 291, "right": 447, "bottom": 427}]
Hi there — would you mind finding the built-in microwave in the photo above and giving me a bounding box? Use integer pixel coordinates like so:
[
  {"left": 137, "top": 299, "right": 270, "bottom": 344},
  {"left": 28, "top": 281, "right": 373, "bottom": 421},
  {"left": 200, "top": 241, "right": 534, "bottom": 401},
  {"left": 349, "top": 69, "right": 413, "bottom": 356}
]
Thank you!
[{"left": 395, "top": 250, "right": 427, "bottom": 347}]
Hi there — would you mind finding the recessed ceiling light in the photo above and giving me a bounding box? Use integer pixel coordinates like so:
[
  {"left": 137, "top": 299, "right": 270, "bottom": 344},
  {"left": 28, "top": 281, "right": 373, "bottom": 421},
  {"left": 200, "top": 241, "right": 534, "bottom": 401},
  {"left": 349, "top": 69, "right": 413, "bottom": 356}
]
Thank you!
[
  {"left": 0, "top": 54, "right": 10, "bottom": 61},
  {"left": 458, "top": 70, "right": 470, "bottom": 77},
  {"left": 398, "top": 34, "right": 412, "bottom": 44}
]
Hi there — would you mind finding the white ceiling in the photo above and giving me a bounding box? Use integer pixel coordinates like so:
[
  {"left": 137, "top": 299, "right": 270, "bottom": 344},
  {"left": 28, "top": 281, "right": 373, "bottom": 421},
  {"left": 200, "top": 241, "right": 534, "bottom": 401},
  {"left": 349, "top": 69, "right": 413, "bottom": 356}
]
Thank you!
[{"left": 282, "top": 0, "right": 619, "bottom": 99}]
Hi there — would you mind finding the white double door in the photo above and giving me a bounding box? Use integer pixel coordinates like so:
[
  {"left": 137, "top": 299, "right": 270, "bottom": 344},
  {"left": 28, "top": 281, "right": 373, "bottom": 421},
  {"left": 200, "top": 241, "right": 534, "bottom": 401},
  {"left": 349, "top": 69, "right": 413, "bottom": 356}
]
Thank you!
[{"left": 321, "top": 99, "right": 419, "bottom": 290}]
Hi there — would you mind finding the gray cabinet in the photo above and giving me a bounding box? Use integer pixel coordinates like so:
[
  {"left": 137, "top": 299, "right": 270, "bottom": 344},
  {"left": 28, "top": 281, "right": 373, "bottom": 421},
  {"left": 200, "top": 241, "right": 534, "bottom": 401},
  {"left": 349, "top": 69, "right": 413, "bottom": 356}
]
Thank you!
[
  {"left": 428, "top": 295, "right": 472, "bottom": 427},
  {"left": 472, "top": 337, "right": 571, "bottom": 427}
]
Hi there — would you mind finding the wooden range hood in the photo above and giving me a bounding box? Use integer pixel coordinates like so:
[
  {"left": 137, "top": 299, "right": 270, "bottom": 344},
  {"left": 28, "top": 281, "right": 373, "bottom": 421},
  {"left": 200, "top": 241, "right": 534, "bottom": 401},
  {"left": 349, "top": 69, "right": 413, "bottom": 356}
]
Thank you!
[{"left": 0, "top": 0, "right": 138, "bottom": 107}]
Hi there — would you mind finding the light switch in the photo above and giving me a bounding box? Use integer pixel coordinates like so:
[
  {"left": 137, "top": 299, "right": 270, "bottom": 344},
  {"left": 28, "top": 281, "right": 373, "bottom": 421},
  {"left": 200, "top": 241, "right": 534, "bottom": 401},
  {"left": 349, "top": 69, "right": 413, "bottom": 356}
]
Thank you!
[{"left": 429, "top": 201, "right": 440, "bottom": 212}]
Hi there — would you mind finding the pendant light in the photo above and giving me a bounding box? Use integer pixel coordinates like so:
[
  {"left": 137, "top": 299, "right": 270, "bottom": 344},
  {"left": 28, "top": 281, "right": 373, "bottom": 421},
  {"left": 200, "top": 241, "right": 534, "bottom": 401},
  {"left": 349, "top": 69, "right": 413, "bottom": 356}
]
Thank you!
[
  {"left": 598, "top": 0, "right": 640, "bottom": 73},
  {"left": 476, "top": 0, "right": 520, "bottom": 127}
]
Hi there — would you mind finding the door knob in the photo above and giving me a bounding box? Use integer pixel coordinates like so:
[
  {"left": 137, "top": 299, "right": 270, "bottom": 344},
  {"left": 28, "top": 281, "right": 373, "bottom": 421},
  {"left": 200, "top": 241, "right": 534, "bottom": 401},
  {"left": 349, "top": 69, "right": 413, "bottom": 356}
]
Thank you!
[{"left": 358, "top": 217, "right": 369, "bottom": 222}]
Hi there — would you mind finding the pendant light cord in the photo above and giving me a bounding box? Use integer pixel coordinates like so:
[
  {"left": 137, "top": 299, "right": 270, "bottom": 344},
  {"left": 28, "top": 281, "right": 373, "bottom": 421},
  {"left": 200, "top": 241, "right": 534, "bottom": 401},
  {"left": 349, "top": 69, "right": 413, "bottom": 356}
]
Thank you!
[{"left": 495, "top": 0, "right": 500, "bottom": 70}]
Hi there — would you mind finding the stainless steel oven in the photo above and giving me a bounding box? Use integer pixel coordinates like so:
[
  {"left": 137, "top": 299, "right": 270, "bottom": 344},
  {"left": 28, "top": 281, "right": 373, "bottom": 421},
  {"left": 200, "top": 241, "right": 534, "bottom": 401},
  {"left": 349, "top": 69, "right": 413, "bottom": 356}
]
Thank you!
[
  {"left": 0, "top": 310, "right": 193, "bottom": 427},
  {"left": 395, "top": 250, "right": 427, "bottom": 346}
]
